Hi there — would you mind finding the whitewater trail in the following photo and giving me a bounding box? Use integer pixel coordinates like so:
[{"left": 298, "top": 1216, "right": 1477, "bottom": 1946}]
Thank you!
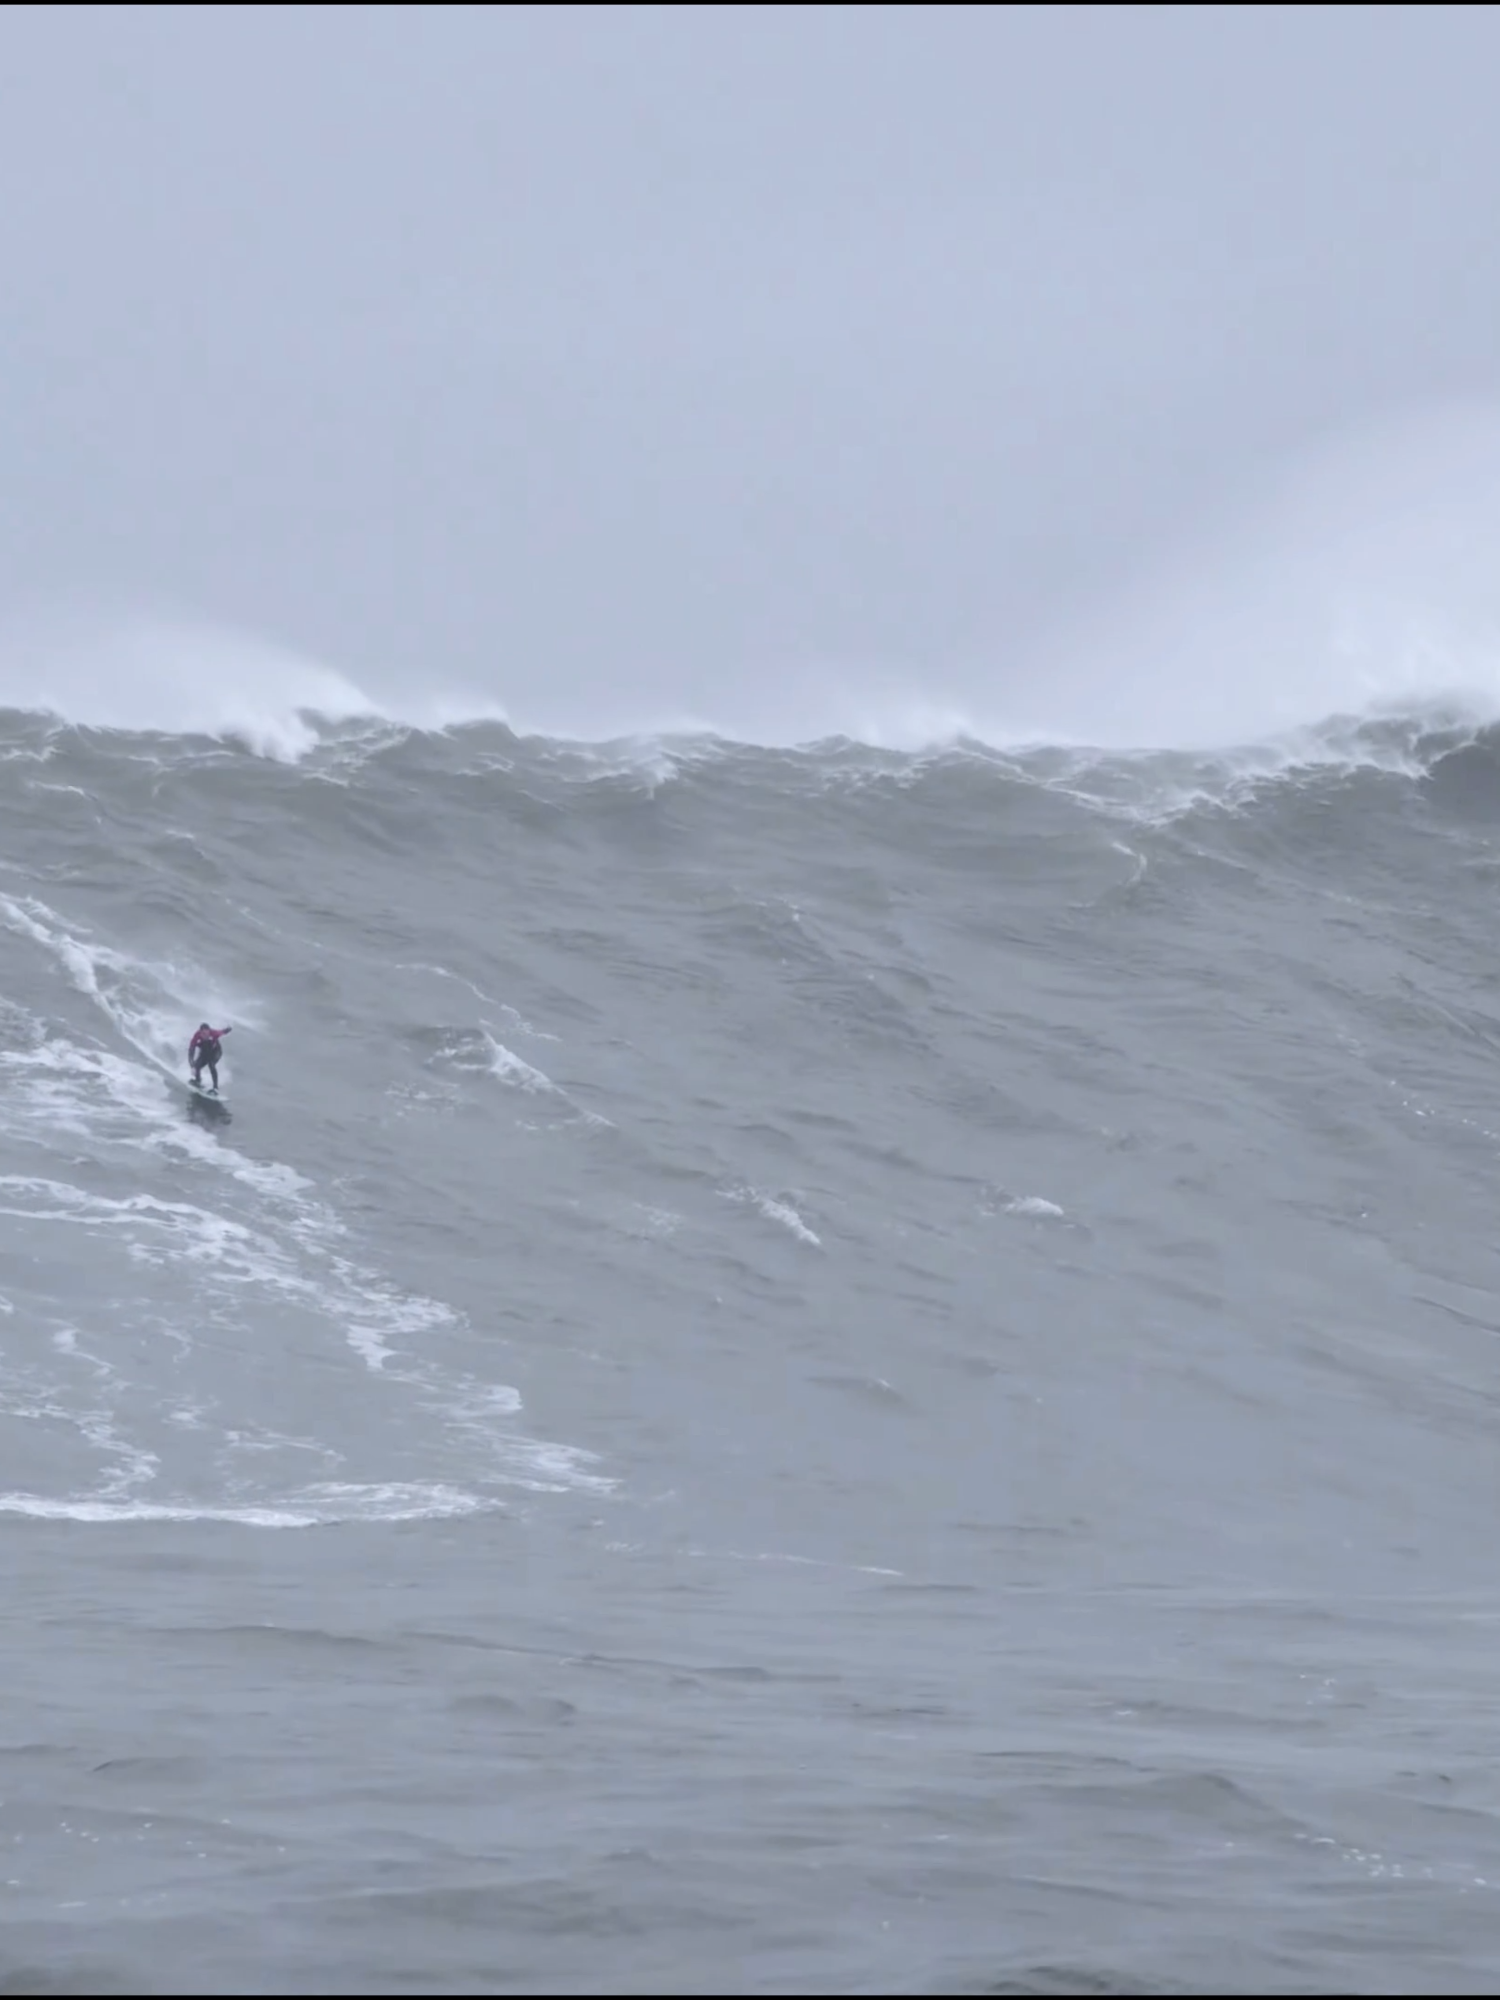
[{"left": 0, "top": 889, "right": 612, "bottom": 1525}]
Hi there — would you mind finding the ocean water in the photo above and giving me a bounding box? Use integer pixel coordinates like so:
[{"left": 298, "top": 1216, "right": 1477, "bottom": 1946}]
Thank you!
[{"left": 4, "top": 690, "right": 1500, "bottom": 1995}]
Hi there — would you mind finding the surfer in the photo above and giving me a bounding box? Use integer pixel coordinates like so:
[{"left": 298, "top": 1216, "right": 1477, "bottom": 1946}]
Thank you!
[{"left": 188, "top": 1022, "right": 231, "bottom": 1093}]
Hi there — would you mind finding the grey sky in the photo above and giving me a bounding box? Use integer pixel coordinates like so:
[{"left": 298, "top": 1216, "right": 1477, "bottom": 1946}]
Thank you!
[{"left": 2, "top": 2, "right": 1498, "bottom": 743}]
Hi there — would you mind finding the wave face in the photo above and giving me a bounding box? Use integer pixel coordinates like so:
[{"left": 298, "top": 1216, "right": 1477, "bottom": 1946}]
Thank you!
[{"left": 5, "top": 700, "right": 1500, "bottom": 1995}]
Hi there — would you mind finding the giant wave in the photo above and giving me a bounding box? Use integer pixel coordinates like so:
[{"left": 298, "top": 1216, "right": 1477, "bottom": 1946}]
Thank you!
[{"left": 6, "top": 614, "right": 1500, "bottom": 1993}]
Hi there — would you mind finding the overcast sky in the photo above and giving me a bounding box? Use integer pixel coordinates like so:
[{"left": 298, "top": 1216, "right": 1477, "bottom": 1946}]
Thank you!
[{"left": 2, "top": 2, "right": 1499, "bottom": 743}]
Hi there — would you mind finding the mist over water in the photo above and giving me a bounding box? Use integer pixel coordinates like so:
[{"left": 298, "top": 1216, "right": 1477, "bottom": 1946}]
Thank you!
[{"left": 11, "top": 400, "right": 1500, "bottom": 765}]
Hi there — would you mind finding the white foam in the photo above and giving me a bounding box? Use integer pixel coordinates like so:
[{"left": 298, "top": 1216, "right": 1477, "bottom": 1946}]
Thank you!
[
  {"left": 291, "top": 1480, "right": 496, "bottom": 1520},
  {"left": 483, "top": 1034, "right": 555, "bottom": 1093},
  {"left": 543, "top": 738, "right": 687, "bottom": 791},
  {"left": 721, "top": 1184, "right": 824, "bottom": 1248},
  {"left": 723, "top": 1548, "right": 904, "bottom": 1578},
  {"left": 0, "top": 1385, "right": 161, "bottom": 1498},
  {"left": 422, "top": 1376, "right": 614, "bottom": 1496},
  {"left": 474, "top": 1028, "right": 610, "bottom": 1127},
  {"left": 677, "top": 1543, "right": 904, "bottom": 1578},
  {"left": 52, "top": 1328, "right": 117, "bottom": 1376},
  {"left": 1023, "top": 699, "right": 1490, "bottom": 827},
  {"left": 0, "top": 1482, "right": 494, "bottom": 1527},
  {"left": 1110, "top": 840, "right": 1149, "bottom": 886},
  {"left": 1006, "top": 1195, "right": 1066, "bottom": 1219},
  {"left": 615, "top": 1203, "right": 682, "bottom": 1241}
]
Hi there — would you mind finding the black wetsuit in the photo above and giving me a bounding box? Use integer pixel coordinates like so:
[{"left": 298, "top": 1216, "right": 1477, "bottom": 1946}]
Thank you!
[{"left": 188, "top": 1025, "right": 229, "bottom": 1091}]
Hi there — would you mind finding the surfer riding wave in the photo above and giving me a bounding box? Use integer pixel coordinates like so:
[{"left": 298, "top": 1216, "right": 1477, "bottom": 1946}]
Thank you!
[{"left": 188, "top": 1022, "right": 231, "bottom": 1093}]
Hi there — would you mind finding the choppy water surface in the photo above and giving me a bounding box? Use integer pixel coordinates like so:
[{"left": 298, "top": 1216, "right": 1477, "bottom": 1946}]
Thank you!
[{"left": 4, "top": 706, "right": 1500, "bottom": 1994}]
